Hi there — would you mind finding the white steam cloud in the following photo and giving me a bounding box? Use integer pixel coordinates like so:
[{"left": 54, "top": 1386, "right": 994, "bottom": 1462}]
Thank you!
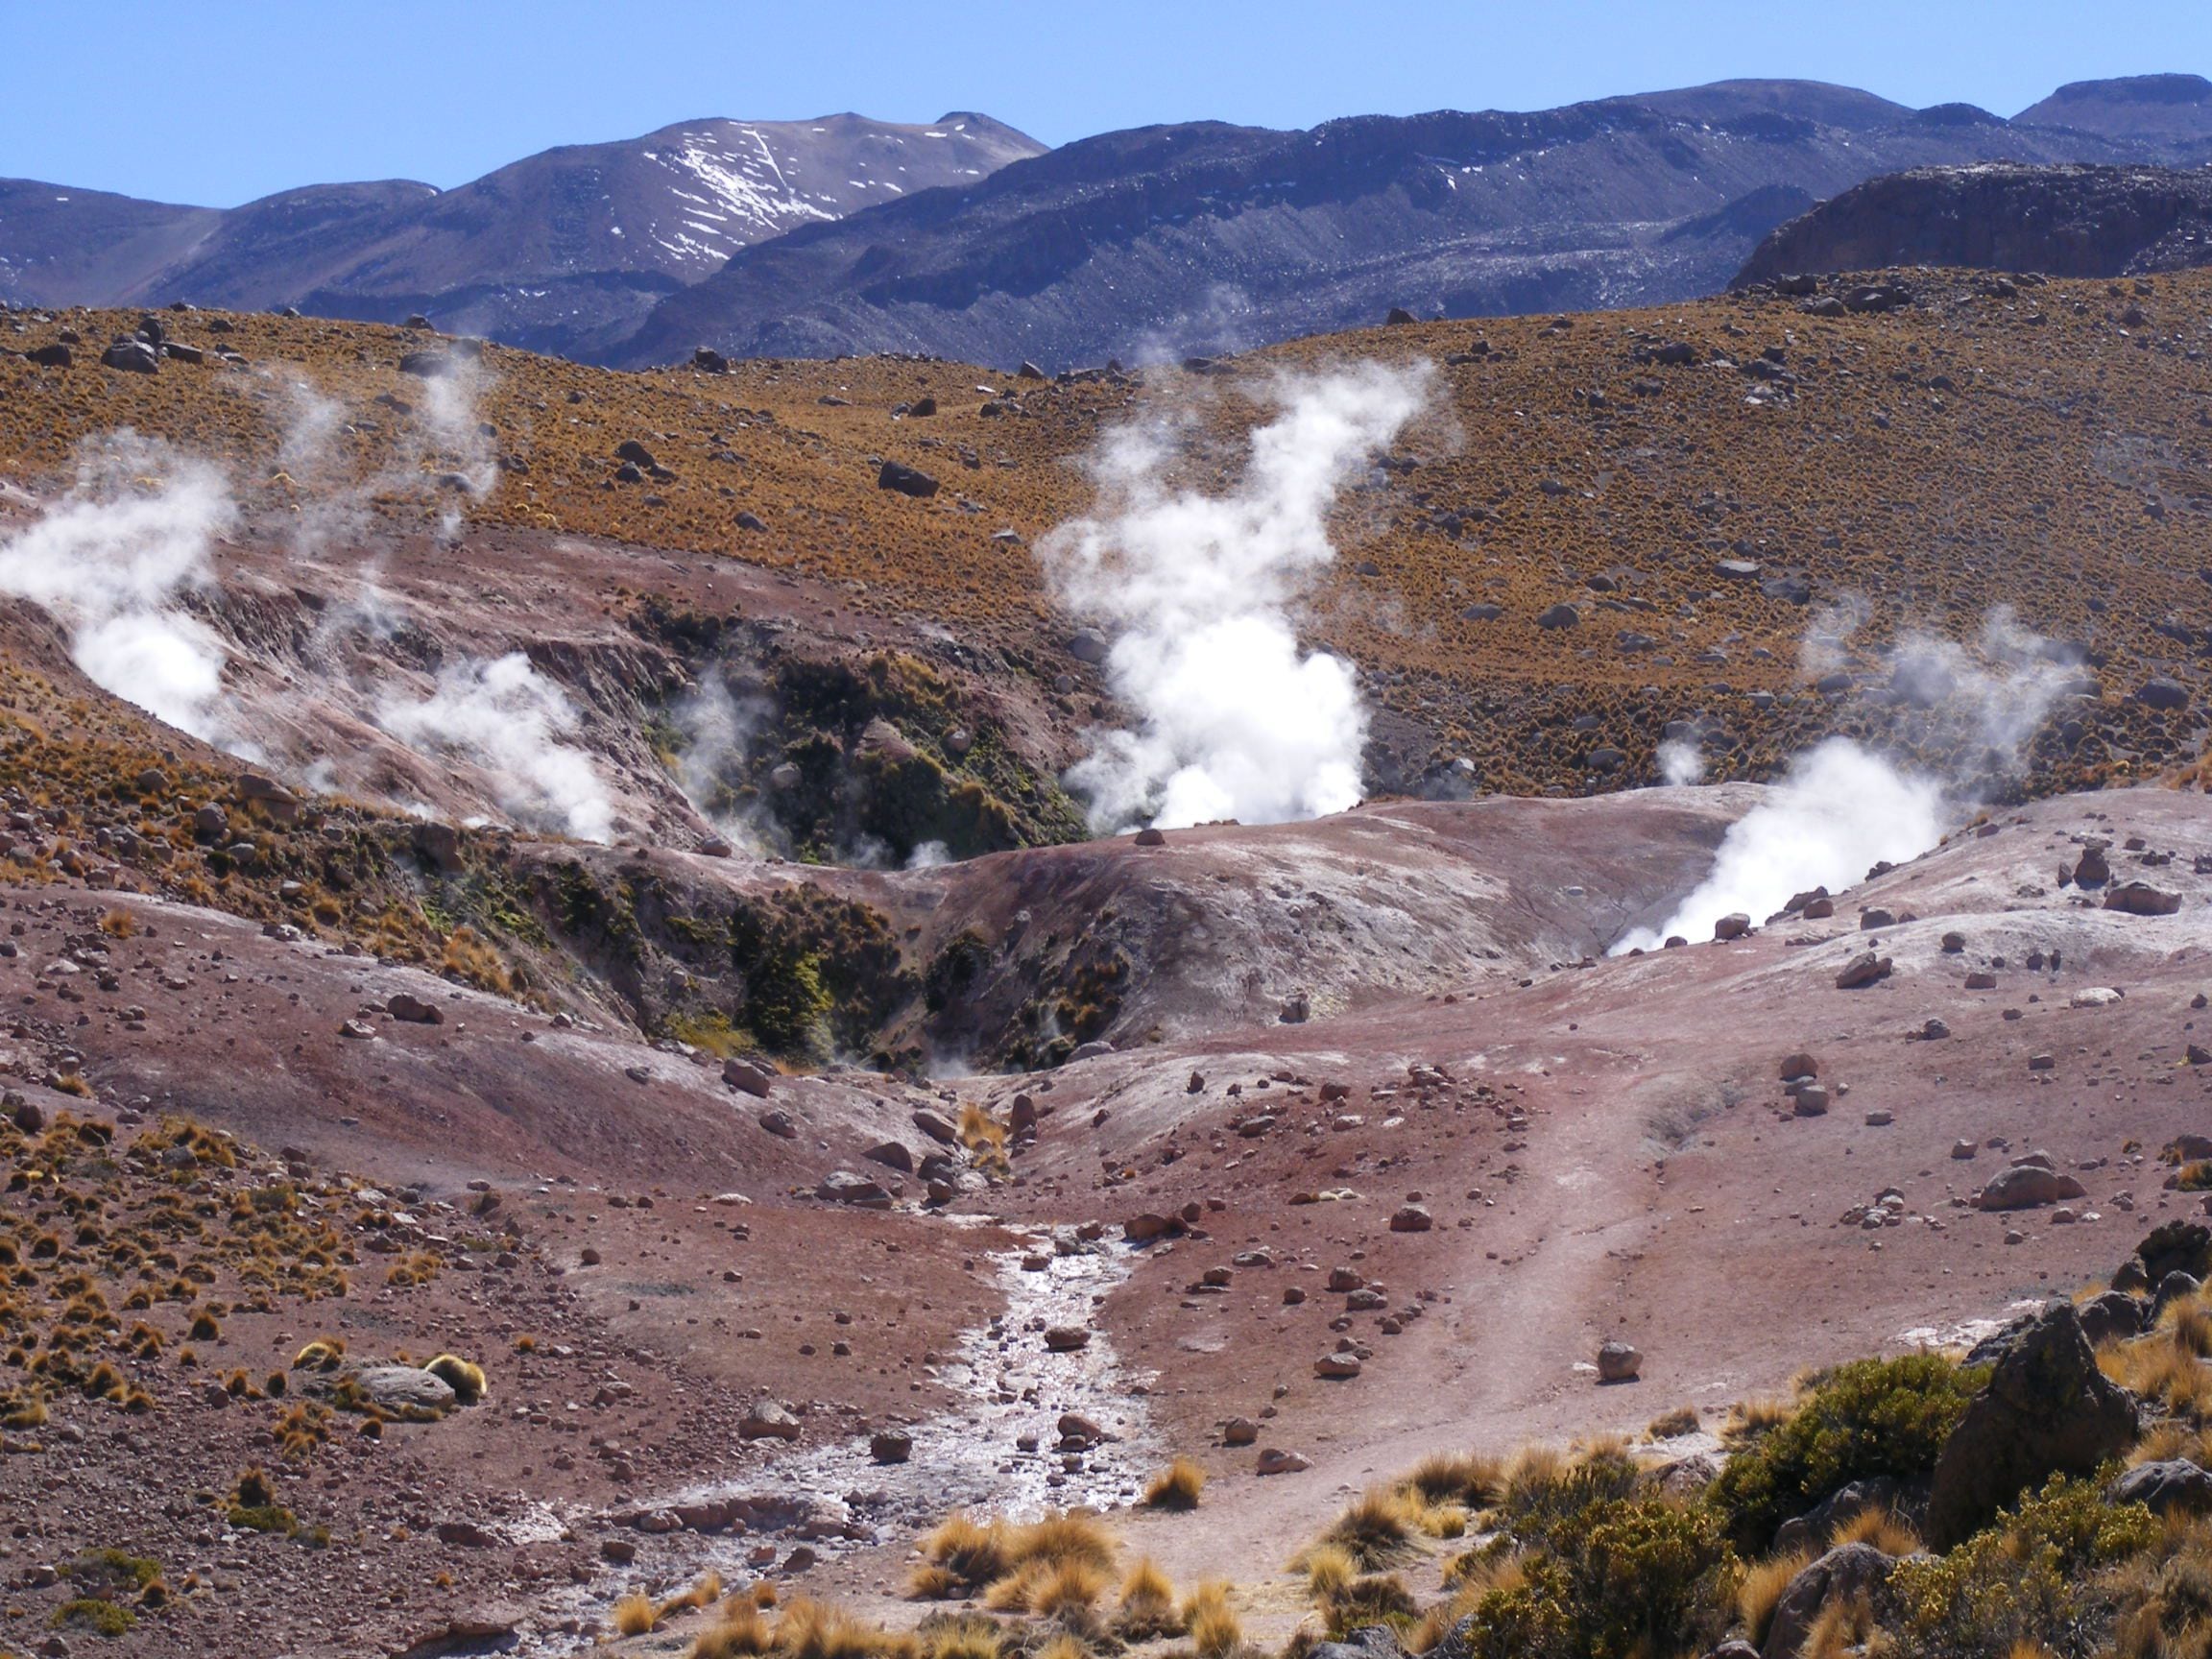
[
  {"left": 375, "top": 652, "right": 614, "bottom": 843},
  {"left": 1618, "top": 738, "right": 1944, "bottom": 950},
  {"left": 1619, "top": 603, "right": 2084, "bottom": 952},
  {"left": 1041, "top": 361, "right": 1432, "bottom": 830},
  {"left": 0, "top": 433, "right": 241, "bottom": 745},
  {"left": 1657, "top": 737, "right": 1705, "bottom": 787}
]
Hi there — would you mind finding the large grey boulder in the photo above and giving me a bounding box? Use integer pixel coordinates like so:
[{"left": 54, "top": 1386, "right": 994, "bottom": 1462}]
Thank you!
[
  {"left": 1925, "top": 1304, "right": 2138, "bottom": 1549},
  {"left": 2109, "top": 1459, "right": 2212, "bottom": 1517},
  {"left": 1762, "top": 1544, "right": 1892, "bottom": 1659},
  {"left": 2076, "top": 1289, "right": 2149, "bottom": 1347},
  {"left": 1974, "top": 1159, "right": 2088, "bottom": 1211},
  {"left": 1772, "top": 1477, "right": 1906, "bottom": 1554},
  {"left": 1308, "top": 1625, "right": 1405, "bottom": 1659}
]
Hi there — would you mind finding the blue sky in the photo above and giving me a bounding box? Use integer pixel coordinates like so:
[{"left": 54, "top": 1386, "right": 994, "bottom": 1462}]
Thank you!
[{"left": 4, "top": 0, "right": 2209, "bottom": 206}]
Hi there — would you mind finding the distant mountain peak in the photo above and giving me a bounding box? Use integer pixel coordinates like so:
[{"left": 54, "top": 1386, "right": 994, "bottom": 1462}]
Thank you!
[{"left": 2041, "top": 72, "right": 2212, "bottom": 108}]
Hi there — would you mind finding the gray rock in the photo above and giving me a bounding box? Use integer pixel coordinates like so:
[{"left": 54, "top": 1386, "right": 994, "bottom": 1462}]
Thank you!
[
  {"left": 740, "top": 1399, "right": 803, "bottom": 1441},
  {"left": 101, "top": 339, "right": 158, "bottom": 373},
  {"left": 723, "top": 1057, "right": 774, "bottom": 1097},
  {"left": 870, "top": 1430, "right": 913, "bottom": 1465},
  {"left": 1067, "top": 628, "right": 1110, "bottom": 664},
  {"left": 1598, "top": 1339, "right": 1642, "bottom": 1382},
  {"left": 344, "top": 1365, "right": 459, "bottom": 1415},
  {"left": 1307, "top": 1625, "right": 1405, "bottom": 1659},
  {"left": 877, "top": 460, "right": 940, "bottom": 498},
  {"left": 2138, "top": 677, "right": 2191, "bottom": 711},
  {"left": 1772, "top": 1478, "right": 1905, "bottom": 1555},
  {"left": 2109, "top": 1458, "right": 2212, "bottom": 1516},
  {"left": 388, "top": 992, "right": 444, "bottom": 1024},
  {"left": 817, "top": 1170, "right": 893, "bottom": 1208},
  {"left": 2077, "top": 1288, "right": 2148, "bottom": 1346},
  {"left": 2105, "top": 881, "right": 2182, "bottom": 917},
  {"left": 1975, "top": 1162, "right": 2089, "bottom": 1211},
  {"left": 1762, "top": 1544, "right": 1892, "bottom": 1659},
  {"left": 1834, "top": 950, "right": 1891, "bottom": 989},
  {"left": 1925, "top": 1303, "right": 2139, "bottom": 1549},
  {"left": 1536, "top": 603, "right": 1581, "bottom": 630}
]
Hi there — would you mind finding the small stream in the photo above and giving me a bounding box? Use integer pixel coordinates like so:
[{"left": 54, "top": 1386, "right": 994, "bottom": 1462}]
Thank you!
[{"left": 527, "top": 1222, "right": 1154, "bottom": 1649}]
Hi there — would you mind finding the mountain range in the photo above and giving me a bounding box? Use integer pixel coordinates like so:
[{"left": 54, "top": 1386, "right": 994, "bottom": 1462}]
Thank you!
[
  {"left": 0, "top": 111, "right": 1043, "bottom": 353},
  {"left": 5, "top": 75, "right": 2212, "bottom": 367}
]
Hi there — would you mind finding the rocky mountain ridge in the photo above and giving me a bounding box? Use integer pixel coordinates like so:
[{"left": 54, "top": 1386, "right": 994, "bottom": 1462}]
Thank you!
[
  {"left": 0, "top": 111, "right": 1043, "bottom": 354},
  {"left": 615, "top": 75, "right": 2212, "bottom": 370},
  {"left": 1736, "top": 161, "right": 2212, "bottom": 286}
]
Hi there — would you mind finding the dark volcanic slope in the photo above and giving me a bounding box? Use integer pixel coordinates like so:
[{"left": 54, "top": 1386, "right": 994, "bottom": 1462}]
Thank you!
[
  {"left": 0, "top": 112, "right": 1043, "bottom": 355},
  {"left": 616, "top": 78, "right": 2191, "bottom": 371},
  {"left": 1735, "top": 162, "right": 2212, "bottom": 286}
]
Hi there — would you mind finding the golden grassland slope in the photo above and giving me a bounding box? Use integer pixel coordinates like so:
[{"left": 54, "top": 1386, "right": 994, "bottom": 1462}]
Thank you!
[{"left": 4, "top": 269, "right": 2210, "bottom": 800}]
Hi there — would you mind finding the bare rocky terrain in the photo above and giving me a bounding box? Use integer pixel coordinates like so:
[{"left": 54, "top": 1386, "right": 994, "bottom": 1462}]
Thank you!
[{"left": 0, "top": 283, "right": 2207, "bottom": 1658}]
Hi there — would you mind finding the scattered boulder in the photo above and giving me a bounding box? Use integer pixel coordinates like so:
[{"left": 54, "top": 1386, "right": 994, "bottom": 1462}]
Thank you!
[
  {"left": 724, "top": 1058, "right": 774, "bottom": 1097},
  {"left": 870, "top": 1430, "right": 913, "bottom": 1465},
  {"left": 1835, "top": 951, "right": 1891, "bottom": 989},
  {"left": 1975, "top": 1159, "right": 2089, "bottom": 1211},
  {"left": 101, "top": 339, "right": 158, "bottom": 373},
  {"left": 863, "top": 1142, "right": 914, "bottom": 1174},
  {"left": 740, "top": 1399, "right": 803, "bottom": 1442},
  {"left": 1772, "top": 1477, "right": 1905, "bottom": 1554},
  {"left": 1314, "top": 1353, "right": 1363, "bottom": 1380},
  {"left": 1067, "top": 628, "right": 1110, "bottom": 664},
  {"left": 2105, "top": 882, "right": 2182, "bottom": 917},
  {"left": 2077, "top": 1289, "right": 2148, "bottom": 1346},
  {"left": 817, "top": 1171, "right": 893, "bottom": 1209},
  {"left": 2109, "top": 1459, "right": 2212, "bottom": 1517},
  {"left": 388, "top": 992, "right": 444, "bottom": 1024},
  {"left": 878, "top": 460, "right": 940, "bottom": 498},
  {"left": 757, "top": 1109, "right": 798, "bottom": 1139},
  {"left": 1924, "top": 1303, "right": 2139, "bottom": 1549},
  {"left": 1536, "top": 603, "right": 1582, "bottom": 630},
  {"left": 2139, "top": 1221, "right": 2212, "bottom": 1286},
  {"left": 1761, "top": 1544, "right": 1892, "bottom": 1659},
  {"left": 1597, "top": 1340, "right": 1643, "bottom": 1383},
  {"left": 2138, "top": 677, "right": 2191, "bottom": 711},
  {"left": 1388, "top": 1204, "right": 1433, "bottom": 1233},
  {"left": 346, "top": 1365, "right": 459, "bottom": 1415},
  {"left": 1044, "top": 1326, "right": 1092, "bottom": 1353},
  {"left": 911, "top": 1108, "right": 958, "bottom": 1145},
  {"left": 1714, "top": 913, "right": 1751, "bottom": 941},
  {"left": 1257, "top": 1448, "right": 1311, "bottom": 1475}
]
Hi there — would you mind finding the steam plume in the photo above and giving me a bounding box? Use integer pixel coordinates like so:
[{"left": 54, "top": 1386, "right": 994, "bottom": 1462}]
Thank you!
[
  {"left": 1618, "top": 738, "right": 1944, "bottom": 950},
  {"left": 1657, "top": 737, "right": 1705, "bottom": 787},
  {"left": 0, "top": 433, "right": 239, "bottom": 744},
  {"left": 1040, "top": 361, "right": 1432, "bottom": 830},
  {"left": 1620, "top": 605, "right": 2082, "bottom": 951},
  {"left": 375, "top": 652, "right": 614, "bottom": 843}
]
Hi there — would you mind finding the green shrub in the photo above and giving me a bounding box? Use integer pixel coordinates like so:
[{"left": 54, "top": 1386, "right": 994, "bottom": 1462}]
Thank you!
[
  {"left": 1710, "top": 1355, "right": 1985, "bottom": 1551},
  {"left": 1323, "top": 1573, "right": 1419, "bottom": 1636},
  {"left": 1461, "top": 1494, "right": 1737, "bottom": 1659},
  {"left": 1497, "top": 1445, "right": 1642, "bottom": 1540},
  {"left": 1887, "top": 1472, "right": 2158, "bottom": 1659},
  {"left": 52, "top": 1598, "right": 135, "bottom": 1635}
]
